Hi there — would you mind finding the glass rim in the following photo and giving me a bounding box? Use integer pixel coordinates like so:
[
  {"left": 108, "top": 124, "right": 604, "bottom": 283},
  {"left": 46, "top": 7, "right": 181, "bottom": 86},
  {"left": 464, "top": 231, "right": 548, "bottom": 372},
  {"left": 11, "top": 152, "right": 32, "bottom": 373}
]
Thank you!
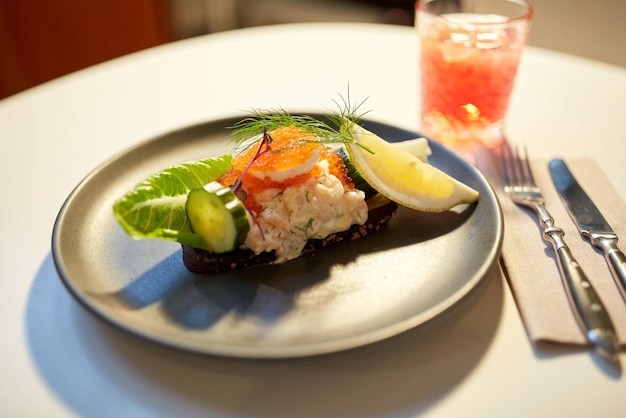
[{"left": 416, "top": 0, "right": 534, "bottom": 25}]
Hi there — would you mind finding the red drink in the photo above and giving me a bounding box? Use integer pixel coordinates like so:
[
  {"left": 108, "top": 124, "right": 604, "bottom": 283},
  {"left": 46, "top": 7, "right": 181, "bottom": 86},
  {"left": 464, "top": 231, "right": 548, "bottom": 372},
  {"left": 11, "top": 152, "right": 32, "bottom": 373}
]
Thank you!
[{"left": 417, "top": 1, "right": 533, "bottom": 154}]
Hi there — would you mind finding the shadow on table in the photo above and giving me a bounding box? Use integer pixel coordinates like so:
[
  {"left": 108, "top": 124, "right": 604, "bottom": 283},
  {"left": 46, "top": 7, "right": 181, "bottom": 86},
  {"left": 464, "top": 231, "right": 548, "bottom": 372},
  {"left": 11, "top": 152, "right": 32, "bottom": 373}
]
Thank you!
[{"left": 26, "top": 253, "right": 503, "bottom": 418}]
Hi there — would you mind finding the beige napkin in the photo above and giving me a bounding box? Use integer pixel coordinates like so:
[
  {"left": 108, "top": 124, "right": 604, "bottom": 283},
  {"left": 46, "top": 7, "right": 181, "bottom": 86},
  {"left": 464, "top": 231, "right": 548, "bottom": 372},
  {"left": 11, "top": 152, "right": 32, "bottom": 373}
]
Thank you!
[{"left": 475, "top": 147, "right": 626, "bottom": 349}]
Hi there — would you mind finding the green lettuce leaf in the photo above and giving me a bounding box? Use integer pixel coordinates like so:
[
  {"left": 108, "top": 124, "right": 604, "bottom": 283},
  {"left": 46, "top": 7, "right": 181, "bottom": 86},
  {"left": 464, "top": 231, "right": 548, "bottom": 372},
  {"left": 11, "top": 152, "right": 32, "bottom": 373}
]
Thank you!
[{"left": 113, "top": 154, "right": 233, "bottom": 248}]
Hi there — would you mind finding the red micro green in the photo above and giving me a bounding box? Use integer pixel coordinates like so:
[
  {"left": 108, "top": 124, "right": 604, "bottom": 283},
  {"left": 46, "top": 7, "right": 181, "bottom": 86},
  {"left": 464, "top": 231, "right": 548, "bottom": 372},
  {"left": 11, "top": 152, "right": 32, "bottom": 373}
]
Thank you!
[{"left": 230, "top": 126, "right": 274, "bottom": 240}]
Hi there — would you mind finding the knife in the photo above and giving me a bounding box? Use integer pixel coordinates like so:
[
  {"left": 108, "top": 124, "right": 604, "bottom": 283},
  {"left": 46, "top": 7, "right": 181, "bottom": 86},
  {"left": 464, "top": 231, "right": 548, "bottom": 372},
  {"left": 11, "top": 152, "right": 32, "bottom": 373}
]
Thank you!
[{"left": 549, "top": 158, "right": 626, "bottom": 298}]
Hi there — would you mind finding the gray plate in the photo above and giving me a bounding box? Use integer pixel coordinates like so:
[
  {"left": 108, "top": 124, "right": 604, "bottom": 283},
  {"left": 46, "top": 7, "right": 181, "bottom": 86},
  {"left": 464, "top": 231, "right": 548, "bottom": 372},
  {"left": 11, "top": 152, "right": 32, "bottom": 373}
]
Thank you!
[{"left": 52, "top": 117, "right": 503, "bottom": 358}]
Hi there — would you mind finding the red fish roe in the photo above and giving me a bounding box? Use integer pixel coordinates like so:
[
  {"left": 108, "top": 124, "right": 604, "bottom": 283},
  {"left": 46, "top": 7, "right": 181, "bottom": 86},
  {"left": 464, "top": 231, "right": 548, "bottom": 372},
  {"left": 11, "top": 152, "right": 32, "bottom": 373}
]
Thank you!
[
  {"left": 218, "top": 125, "right": 354, "bottom": 214},
  {"left": 233, "top": 126, "right": 319, "bottom": 173}
]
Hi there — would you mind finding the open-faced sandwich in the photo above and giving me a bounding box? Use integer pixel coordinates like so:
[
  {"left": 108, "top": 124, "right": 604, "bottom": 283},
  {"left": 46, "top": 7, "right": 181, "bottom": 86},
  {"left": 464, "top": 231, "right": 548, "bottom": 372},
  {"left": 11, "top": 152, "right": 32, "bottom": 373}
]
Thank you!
[{"left": 113, "top": 102, "right": 479, "bottom": 274}]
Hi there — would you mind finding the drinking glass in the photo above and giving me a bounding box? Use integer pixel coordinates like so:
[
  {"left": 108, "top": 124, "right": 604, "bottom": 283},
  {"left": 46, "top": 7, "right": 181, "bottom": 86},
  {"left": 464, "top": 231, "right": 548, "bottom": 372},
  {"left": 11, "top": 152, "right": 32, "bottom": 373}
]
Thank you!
[{"left": 416, "top": 0, "right": 533, "bottom": 155}]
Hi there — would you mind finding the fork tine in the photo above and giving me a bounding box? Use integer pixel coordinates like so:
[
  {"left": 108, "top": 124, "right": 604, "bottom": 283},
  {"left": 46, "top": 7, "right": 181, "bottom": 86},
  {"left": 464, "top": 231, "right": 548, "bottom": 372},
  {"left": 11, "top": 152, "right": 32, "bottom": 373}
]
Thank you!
[
  {"left": 505, "top": 143, "right": 524, "bottom": 189},
  {"left": 510, "top": 145, "right": 523, "bottom": 188},
  {"left": 502, "top": 144, "right": 536, "bottom": 190},
  {"left": 517, "top": 145, "right": 537, "bottom": 188},
  {"left": 500, "top": 142, "right": 514, "bottom": 188}
]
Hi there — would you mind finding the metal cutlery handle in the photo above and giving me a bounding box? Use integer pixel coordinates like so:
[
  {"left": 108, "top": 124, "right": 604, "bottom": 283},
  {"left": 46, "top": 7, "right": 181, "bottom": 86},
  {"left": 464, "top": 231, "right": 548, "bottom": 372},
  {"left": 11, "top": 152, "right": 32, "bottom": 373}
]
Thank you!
[
  {"left": 541, "top": 211, "right": 617, "bottom": 354},
  {"left": 592, "top": 234, "right": 626, "bottom": 297},
  {"left": 502, "top": 148, "right": 619, "bottom": 364}
]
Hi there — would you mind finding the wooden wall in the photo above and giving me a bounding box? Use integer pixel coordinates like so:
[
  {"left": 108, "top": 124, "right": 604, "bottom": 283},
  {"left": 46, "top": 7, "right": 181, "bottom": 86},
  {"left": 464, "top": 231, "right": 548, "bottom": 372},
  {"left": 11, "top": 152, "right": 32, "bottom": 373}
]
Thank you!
[{"left": 0, "top": 0, "right": 172, "bottom": 99}]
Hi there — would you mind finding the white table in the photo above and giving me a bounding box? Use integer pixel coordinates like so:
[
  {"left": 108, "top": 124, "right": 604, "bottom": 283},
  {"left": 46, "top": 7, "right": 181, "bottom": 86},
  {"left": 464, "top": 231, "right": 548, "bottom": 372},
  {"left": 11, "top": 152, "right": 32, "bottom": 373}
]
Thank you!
[{"left": 2, "top": 23, "right": 626, "bottom": 418}]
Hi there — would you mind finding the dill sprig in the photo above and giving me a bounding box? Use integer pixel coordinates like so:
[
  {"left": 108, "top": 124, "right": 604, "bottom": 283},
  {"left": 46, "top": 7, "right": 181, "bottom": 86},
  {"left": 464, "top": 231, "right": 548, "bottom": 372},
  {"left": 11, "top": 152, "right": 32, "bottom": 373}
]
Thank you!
[
  {"left": 325, "top": 92, "right": 371, "bottom": 137},
  {"left": 229, "top": 110, "right": 345, "bottom": 145},
  {"left": 228, "top": 93, "right": 371, "bottom": 151}
]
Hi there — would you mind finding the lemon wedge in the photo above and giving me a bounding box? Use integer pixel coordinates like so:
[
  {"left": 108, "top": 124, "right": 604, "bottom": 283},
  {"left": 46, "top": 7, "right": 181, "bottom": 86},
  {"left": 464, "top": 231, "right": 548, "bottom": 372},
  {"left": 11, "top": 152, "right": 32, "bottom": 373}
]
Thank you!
[{"left": 344, "top": 122, "right": 479, "bottom": 212}]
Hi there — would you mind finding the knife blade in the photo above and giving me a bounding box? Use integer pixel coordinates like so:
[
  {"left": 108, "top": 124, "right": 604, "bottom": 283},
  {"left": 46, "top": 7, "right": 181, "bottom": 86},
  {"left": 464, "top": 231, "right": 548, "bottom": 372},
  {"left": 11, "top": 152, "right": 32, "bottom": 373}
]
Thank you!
[{"left": 549, "top": 158, "right": 626, "bottom": 297}]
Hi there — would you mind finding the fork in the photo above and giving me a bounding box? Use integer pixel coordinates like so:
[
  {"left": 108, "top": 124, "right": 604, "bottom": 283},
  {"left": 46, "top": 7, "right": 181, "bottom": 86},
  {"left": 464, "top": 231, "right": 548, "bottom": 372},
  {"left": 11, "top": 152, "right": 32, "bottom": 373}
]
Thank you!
[{"left": 501, "top": 144, "right": 619, "bottom": 365}]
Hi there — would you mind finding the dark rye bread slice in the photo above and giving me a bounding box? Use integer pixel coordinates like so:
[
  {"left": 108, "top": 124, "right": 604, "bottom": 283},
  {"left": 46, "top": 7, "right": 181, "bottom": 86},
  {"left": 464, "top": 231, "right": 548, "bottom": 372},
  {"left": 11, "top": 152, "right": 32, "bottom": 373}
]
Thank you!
[{"left": 182, "top": 200, "right": 399, "bottom": 274}]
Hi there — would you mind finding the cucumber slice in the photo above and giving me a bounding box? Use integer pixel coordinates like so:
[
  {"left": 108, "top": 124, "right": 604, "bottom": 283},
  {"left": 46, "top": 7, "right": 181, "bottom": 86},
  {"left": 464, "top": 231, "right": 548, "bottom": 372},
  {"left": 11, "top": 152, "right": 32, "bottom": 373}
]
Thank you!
[
  {"left": 337, "top": 147, "right": 377, "bottom": 198},
  {"left": 186, "top": 182, "right": 250, "bottom": 253}
]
